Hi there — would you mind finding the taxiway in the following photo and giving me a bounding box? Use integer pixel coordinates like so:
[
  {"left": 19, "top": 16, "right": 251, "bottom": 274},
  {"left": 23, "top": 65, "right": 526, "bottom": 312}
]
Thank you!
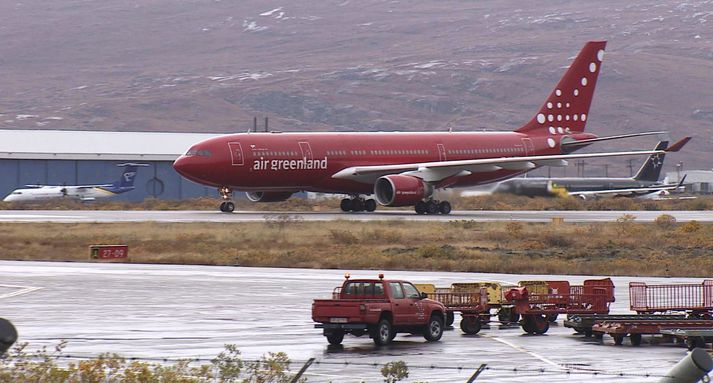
[
  {"left": 0, "top": 261, "right": 700, "bottom": 382},
  {"left": 0, "top": 209, "right": 711, "bottom": 223}
]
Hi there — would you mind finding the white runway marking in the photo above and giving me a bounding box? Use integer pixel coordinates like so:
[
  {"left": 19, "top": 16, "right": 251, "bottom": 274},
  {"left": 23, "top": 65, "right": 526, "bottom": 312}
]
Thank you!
[
  {"left": 487, "top": 335, "right": 563, "bottom": 369},
  {"left": 0, "top": 284, "right": 43, "bottom": 299}
]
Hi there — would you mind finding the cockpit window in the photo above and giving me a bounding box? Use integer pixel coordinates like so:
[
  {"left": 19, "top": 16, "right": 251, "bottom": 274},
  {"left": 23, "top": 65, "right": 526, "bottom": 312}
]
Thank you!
[{"left": 185, "top": 148, "right": 212, "bottom": 157}]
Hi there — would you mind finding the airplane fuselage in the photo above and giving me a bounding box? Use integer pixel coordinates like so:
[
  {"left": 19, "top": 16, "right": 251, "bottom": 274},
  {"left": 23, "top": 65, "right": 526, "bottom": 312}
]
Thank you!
[{"left": 174, "top": 130, "right": 593, "bottom": 195}]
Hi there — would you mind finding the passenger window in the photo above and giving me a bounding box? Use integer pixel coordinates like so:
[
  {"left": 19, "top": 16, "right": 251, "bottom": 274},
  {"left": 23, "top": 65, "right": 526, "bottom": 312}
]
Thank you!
[
  {"left": 389, "top": 282, "right": 404, "bottom": 299},
  {"left": 374, "top": 283, "right": 384, "bottom": 296},
  {"left": 402, "top": 283, "right": 421, "bottom": 299}
]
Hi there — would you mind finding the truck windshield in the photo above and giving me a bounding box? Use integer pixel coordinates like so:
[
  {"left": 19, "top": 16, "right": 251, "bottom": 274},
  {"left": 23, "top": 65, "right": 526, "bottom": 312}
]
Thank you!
[{"left": 343, "top": 282, "right": 385, "bottom": 298}]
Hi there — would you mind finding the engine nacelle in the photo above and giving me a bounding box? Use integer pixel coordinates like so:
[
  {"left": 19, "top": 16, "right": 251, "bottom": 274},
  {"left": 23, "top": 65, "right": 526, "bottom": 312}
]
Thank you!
[
  {"left": 245, "top": 191, "right": 294, "bottom": 202},
  {"left": 374, "top": 175, "right": 432, "bottom": 207}
]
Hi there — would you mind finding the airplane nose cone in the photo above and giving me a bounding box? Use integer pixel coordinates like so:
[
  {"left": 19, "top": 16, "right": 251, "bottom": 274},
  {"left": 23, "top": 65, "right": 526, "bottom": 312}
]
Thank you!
[{"left": 173, "top": 156, "right": 190, "bottom": 177}]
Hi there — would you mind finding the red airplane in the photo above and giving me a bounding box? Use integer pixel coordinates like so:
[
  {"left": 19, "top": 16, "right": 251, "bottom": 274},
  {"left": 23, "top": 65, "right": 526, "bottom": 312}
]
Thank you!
[{"left": 174, "top": 41, "right": 689, "bottom": 214}]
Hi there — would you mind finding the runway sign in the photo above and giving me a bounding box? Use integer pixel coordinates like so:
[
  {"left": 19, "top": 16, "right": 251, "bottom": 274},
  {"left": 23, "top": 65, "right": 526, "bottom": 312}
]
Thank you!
[{"left": 90, "top": 245, "right": 128, "bottom": 260}]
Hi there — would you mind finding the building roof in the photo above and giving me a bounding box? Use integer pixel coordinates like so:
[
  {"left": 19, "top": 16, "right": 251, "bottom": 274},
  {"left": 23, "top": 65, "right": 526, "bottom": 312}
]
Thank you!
[
  {"left": 665, "top": 170, "right": 713, "bottom": 183},
  {"left": 0, "top": 129, "right": 222, "bottom": 161}
]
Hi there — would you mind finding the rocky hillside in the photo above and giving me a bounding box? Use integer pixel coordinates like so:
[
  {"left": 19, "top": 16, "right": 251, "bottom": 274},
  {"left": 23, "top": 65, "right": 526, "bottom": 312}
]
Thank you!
[{"left": 1, "top": 0, "right": 711, "bottom": 174}]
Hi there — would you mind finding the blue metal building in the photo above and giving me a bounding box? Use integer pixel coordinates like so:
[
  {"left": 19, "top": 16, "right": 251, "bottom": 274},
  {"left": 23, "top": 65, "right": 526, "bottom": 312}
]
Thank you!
[{"left": 0, "top": 130, "right": 223, "bottom": 201}]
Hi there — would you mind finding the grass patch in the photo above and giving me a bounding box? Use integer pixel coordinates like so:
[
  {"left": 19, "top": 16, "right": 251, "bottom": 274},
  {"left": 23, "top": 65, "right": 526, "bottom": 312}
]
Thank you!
[{"left": 0, "top": 220, "right": 712, "bottom": 277}]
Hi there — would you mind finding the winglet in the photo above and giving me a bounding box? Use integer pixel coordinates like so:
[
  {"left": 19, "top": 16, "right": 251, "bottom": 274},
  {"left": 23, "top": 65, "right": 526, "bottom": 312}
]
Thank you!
[
  {"left": 665, "top": 137, "right": 691, "bottom": 152},
  {"left": 677, "top": 174, "right": 687, "bottom": 188}
]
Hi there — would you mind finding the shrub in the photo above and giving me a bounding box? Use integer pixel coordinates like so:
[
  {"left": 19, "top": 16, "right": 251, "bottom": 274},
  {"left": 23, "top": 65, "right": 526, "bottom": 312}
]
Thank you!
[
  {"left": 505, "top": 221, "right": 524, "bottom": 238},
  {"left": 680, "top": 220, "right": 702, "bottom": 233},
  {"left": 329, "top": 230, "right": 358, "bottom": 244},
  {"left": 381, "top": 361, "right": 409, "bottom": 383},
  {"left": 654, "top": 214, "right": 677, "bottom": 230}
]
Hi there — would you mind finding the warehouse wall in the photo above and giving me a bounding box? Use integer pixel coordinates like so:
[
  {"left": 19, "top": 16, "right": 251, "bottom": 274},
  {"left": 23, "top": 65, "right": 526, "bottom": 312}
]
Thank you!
[{"left": 0, "top": 159, "right": 218, "bottom": 201}]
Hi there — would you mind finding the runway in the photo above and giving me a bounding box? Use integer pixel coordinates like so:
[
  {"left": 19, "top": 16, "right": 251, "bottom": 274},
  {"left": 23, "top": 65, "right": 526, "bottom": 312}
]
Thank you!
[
  {"left": 0, "top": 260, "right": 701, "bottom": 382},
  {"left": 0, "top": 209, "right": 711, "bottom": 223}
]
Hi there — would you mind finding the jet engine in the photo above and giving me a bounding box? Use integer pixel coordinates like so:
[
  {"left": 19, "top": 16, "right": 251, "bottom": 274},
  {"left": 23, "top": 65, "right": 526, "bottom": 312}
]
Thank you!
[
  {"left": 245, "top": 191, "right": 294, "bottom": 202},
  {"left": 374, "top": 175, "right": 432, "bottom": 207}
]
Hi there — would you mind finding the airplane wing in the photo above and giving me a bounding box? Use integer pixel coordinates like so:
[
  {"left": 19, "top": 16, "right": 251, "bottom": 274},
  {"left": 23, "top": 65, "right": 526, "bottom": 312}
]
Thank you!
[
  {"left": 332, "top": 137, "right": 691, "bottom": 184},
  {"left": 569, "top": 175, "right": 687, "bottom": 199}
]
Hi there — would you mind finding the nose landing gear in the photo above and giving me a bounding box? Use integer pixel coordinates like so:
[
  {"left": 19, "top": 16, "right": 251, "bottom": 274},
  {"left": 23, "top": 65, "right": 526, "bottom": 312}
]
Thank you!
[
  {"left": 218, "top": 187, "right": 235, "bottom": 213},
  {"left": 415, "top": 200, "right": 451, "bottom": 215},
  {"left": 340, "top": 196, "right": 377, "bottom": 212}
]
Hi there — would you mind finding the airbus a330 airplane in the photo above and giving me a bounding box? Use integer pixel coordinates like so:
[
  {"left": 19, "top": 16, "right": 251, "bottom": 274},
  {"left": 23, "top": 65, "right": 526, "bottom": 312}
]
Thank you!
[
  {"left": 3, "top": 163, "right": 148, "bottom": 202},
  {"left": 173, "top": 41, "right": 690, "bottom": 214}
]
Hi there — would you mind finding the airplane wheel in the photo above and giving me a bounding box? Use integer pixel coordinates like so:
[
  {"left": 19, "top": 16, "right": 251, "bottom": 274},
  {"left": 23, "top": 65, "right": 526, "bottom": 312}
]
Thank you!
[
  {"left": 415, "top": 201, "right": 427, "bottom": 215},
  {"left": 351, "top": 198, "right": 365, "bottom": 212},
  {"left": 438, "top": 201, "right": 451, "bottom": 215},
  {"left": 364, "top": 199, "right": 377, "bottom": 212},
  {"left": 426, "top": 201, "right": 439, "bottom": 215},
  {"left": 224, "top": 201, "right": 235, "bottom": 213},
  {"left": 340, "top": 198, "right": 351, "bottom": 212}
]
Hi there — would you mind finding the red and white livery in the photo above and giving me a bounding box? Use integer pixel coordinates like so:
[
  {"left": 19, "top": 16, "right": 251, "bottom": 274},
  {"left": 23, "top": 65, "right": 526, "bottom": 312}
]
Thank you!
[{"left": 174, "top": 41, "right": 689, "bottom": 214}]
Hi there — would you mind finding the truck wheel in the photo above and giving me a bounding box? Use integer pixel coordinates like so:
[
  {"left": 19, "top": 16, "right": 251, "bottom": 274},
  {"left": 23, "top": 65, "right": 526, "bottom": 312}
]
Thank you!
[
  {"left": 446, "top": 312, "right": 455, "bottom": 327},
  {"left": 424, "top": 315, "right": 444, "bottom": 341},
  {"left": 326, "top": 330, "right": 344, "bottom": 345},
  {"left": 373, "top": 319, "right": 393, "bottom": 346},
  {"left": 460, "top": 316, "right": 482, "bottom": 335}
]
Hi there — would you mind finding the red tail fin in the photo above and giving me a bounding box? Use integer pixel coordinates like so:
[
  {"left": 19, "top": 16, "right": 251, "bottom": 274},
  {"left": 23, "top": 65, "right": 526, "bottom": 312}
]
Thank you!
[{"left": 516, "top": 41, "right": 607, "bottom": 135}]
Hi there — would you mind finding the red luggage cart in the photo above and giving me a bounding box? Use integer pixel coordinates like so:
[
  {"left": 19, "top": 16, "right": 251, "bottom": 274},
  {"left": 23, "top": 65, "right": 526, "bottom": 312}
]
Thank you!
[
  {"left": 506, "top": 278, "right": 616, "bottom": 334},
  {"left": 629, "top": 280, "right": 713, "bottom": 317}
]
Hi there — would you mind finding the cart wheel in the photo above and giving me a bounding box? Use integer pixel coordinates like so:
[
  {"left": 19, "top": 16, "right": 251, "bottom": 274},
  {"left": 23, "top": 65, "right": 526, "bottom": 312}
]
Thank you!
[
  {"left": 584, "top": 329, "right": 593, "bottom": 338},
  {"left": 446, "top": 312, "right": 455, "bottom": 327},
  {"left": 326, "top": 330, "right": 344, "bottom": 345},
  {"left": 630, "top": 333, "right": 642, "bottom": 346},
  {"left": 687, "top": 336, "right": 706, "bottom": 351},
  {"left": 594, "top": 332, "right": 604, "bottom": 340},
  {"left": 498, "top": 308, "right": 513, "bottom": 324},
  {"left": 547, "top": 314, "right": 558, "bottom": 323},
  {"left": 613, "top": 334, "right": 625, "bottom": 346},
  {"left": 530, "top": 315, "right": 550, "bottom": 335},
  {"left": 460, "top": 316, "right": 482, "bottom": 335}
]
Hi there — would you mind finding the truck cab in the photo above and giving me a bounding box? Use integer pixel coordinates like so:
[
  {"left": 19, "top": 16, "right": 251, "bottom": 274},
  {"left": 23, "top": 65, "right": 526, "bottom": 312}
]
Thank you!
[{"left": 312, "top": 274, "right": 446, "bottom": 346}]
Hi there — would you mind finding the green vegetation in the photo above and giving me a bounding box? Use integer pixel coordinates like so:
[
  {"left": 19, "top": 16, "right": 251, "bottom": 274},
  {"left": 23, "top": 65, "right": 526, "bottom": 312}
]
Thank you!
[
  {"left": 0, "top": 342, "right": 416, "bottom": 383},
  {"left": 0, "top": 216, "right": 711, "bottom": 277},
  {"left": 0, "top": 342, "right": 302, "bottom": 383}
]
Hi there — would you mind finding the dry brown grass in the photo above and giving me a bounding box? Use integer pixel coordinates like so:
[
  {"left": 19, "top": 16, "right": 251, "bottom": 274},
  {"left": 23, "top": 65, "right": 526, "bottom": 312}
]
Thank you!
[
  {"left": 1, "top": 194, "right": 711, "bottom": 212},
  {"left": 1, "top": 219, "right": 712, "bottom": 277}
]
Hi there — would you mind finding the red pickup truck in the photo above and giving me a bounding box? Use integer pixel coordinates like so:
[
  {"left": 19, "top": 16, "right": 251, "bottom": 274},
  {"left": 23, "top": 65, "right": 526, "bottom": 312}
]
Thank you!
[{"left": 312, "top": 275, "right": 447, "bottom": 346}]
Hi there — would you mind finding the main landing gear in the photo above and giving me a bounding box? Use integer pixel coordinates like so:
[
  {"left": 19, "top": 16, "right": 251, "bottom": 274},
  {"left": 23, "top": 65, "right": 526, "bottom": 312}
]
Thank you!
[
  {"left": 340, "top": 196, "right": 377, "bottom": 213},
  {"left": 218, "top": 186, "right": 235, "bottom": 213},
  {"left": 415, "top": 200, "right": 451, "bottom": 215}
]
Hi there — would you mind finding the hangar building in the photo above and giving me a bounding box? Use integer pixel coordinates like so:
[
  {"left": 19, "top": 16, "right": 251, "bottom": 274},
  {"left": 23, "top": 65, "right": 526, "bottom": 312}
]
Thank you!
[
  {"left": 0, "top": 129, "right": 222, "bottom": 201},
  {"left": 666, "top": 170, "right": 713, "bottom": 194}
]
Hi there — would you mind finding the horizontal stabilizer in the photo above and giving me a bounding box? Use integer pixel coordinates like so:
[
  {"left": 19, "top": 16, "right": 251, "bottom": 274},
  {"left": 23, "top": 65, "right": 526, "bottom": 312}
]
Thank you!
[
  {"left": 665, "top": 137, "right": 691, "bottom": 152},
  {"left": 561, "top": 131, "right": 668, "bottom": 149}
]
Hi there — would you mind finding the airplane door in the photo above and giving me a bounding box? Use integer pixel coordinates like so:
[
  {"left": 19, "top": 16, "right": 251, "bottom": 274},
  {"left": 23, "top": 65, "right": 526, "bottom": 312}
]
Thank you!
[
  {"left": 228, "top": 142, "right": 244, "bottom": 166},
  {"left": 299, "top": 142, "right": 313, "bottom": 160},
  {"left": 522, "top": 138, "right": 535, "bottom": 156},
  {"left": 437, "top": 144, "right": 447, "bottom": 161}
]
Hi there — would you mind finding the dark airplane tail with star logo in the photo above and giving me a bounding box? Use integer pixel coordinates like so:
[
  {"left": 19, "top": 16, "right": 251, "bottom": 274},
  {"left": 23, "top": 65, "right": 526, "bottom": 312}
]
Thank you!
[{"left": 633, "top": 141, "right": 668, "bottom": 182}]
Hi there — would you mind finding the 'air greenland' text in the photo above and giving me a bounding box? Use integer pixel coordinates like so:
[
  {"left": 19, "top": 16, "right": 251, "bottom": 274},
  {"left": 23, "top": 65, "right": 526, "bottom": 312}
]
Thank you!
[{"left": 252, "top": 157, "right": 328, "bottom": 171}]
